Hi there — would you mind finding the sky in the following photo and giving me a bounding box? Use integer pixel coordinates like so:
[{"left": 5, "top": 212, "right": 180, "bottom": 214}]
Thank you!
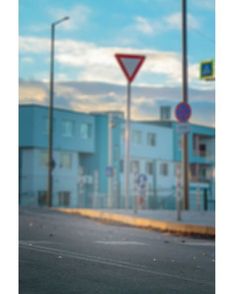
[{"left": 19, "top": 0, "right": 215, "bottom": 126}]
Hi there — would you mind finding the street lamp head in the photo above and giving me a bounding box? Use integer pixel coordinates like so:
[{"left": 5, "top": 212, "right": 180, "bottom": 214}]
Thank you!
[{"left": 53, "top": 16, "right": 70, "bottom": 26}]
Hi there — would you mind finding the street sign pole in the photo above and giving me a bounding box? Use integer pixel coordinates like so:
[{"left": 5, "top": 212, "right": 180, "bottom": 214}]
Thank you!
[
  {"left": 124, "top": 82, "right": 131, "bottom": 209},
  {"left": 108, "top": 113, "right": 113, "bottom": 208},
  {"left": 176, "top": 163, "right": 182, "bottom": 221},
  {"left": 115, "top": 53, "right": 145, "bottom": 210},
  {"left": 182, "top": 0, "right": 189, "bottom": 210}
]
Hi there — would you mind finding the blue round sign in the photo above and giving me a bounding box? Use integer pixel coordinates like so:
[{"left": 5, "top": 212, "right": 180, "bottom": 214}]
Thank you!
[
  {"left": 175, "top": 102, "right": 192, "bottom": 123},
  {"left": 136, "top": 174, "right": 147, "bottom": 189}
]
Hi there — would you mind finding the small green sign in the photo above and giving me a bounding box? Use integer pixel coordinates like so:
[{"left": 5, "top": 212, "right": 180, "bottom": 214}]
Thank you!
[{"left": 200, "top": 60, "right": 215, "bottom": 80}]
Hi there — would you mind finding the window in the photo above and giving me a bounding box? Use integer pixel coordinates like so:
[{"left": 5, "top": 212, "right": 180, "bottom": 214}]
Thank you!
[
  {"left": 62, "top": 120, "right": 74, "bottom": 137},
  {"left": 60, "top": 152, "right": 72, "bottom": 168},
  {"left": 58, "top": 191, "right": 70, "bottom": 206},
  {"left": 38, "top": 191, "right": 47, "bottom": 206},
  {"left": 131, "top": 160, "right": 139, "bottom": 173},
  {"left": 132, "top": 130, "right": 142, "bottom": 144},
  {"left": 160, "top": 163, "right": 168, "bottom": 176},
  {"left": 40, "top": 151, "right": 48, "bottom": 167},
  {"left": 146, "top": 161, "right": 154, "bottom": 175},
  {"left": 191, "top": 165, "right": 197, "bottom": 178},
  {"left": 199, "top": 144, "right": 207, "bottom": 157},
  {"left": 80, "top": 123, "right": 92, "bottom": 139},
  {"left": 199, "top": 166, "right": 207, "bottom": 180},
  {"left": 160, "top": 106, "right": 171, "bottom": 121},
  {"left": 147, "top": 133, "right": 156, "bottom": 146}
]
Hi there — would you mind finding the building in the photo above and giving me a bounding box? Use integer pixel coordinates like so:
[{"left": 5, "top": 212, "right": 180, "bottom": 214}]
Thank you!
[
  {"left": 140, "top": 120, "right": 215, "bottom": 210},
  {"left": 19, "top": 105, "right": 95, "bottom": 207},
  {"left": 76, "top": 111, "right": 176, "bottom": 209},
  {"left": 19, "top": 104, "right": 215, "bottom": 210}
]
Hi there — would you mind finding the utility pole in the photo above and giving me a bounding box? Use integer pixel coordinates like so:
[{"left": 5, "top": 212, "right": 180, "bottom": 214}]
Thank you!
[
  {"left": 47, "top": 17, "right": 69, "bottom": 207},
  {"left": 182, "top": 0, "right": 189, "bottom": 210},
  {"left": 108, "top": 112, "right": 113, "bottom": 208}
]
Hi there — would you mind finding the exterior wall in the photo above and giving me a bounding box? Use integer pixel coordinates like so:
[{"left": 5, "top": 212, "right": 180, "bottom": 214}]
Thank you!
[
  {"left": 19, "top": 105, "right": 96, "bottom": 207},
  {"left": 121, "top": 122, "right": 173, "bottom": 160},
  {"left": 119, "top": 122, "right": 175, "bottom": 207},
  {"left": 172, "top": 123, "right": 215, "bottom": 209},
  {"left": 20, "top": 148, "right": 80, "bottom": 207},
  {"left": 19, "top": 105, "right": 95, "bottom": 153}
]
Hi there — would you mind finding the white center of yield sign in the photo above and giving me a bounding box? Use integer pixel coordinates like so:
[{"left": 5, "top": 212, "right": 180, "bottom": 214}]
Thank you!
[{"left": 115, "top": 54, "right": 145, "bottom": 83}]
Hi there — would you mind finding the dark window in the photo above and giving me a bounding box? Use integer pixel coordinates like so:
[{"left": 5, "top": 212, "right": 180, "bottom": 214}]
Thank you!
[
  {"left": 58, "top": 191, "right": 70, "bottom": 206},
  {"left": 199, "top": 144, "right": 206, "bottom": 156},
  {"left": 147, "top": 133, "right": 156, "bottom": 146},
  {"left": 160, "top": 163, "right": 168, "bottom": 176},
  {"left": 38, "top": 191, "right": 47, "bottom": 206},
  {"left": 146, "top": 161, "right": 153, "bottom": 175}
]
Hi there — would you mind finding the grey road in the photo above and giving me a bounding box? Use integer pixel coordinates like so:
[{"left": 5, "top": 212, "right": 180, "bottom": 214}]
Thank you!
[{"left": 19, "top": 208, "right": 215, "bottom": 294}]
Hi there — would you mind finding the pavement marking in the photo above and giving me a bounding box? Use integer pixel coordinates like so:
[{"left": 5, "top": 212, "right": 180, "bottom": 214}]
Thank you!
[
  {"left": 182, "top": 241, "right": 215, "bottom": 247},
  {"left": 94, "top": 241, "right": 148, "bottom": 246},
  {"left": 19, "top": 240, "right": 61, "bottom": 247},
  {"left": 19, "top": 242, "right": 214, "bottom": 287}
]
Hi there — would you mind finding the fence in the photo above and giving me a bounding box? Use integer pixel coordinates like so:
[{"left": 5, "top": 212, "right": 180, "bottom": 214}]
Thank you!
[{"left": 75, "top": 186, "right": 215, "bottom": 211}]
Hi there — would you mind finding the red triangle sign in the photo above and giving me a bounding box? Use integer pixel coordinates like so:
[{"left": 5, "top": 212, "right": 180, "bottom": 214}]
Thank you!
[{"left": 115, "top": 53, "right": 145, "bottom": 83}]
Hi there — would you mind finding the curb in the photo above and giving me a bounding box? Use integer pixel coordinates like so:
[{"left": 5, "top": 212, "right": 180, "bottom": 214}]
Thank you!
[{"left": 55, "top": 208, "right": 215, "bottom": 238}]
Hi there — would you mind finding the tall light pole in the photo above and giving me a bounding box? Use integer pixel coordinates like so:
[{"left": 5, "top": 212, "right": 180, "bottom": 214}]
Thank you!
[
  {"left": 181, "top": 0, "right": 189, "bottom": 210},
  {"left": 47, "top": 16, "right": 69, "bottom": 207}
]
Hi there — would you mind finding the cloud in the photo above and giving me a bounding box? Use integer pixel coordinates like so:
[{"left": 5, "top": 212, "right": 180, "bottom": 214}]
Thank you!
[
  {"left": 20, "top": 35, "right": 212, "bottom": 90},
  {"left": 134, "top": 16, "right": 156, "bottom": 36},
  {"left": 19, "top": 79, "right": 215, "bottom": 126},
  {"left": 19, "top": 80, "right": 49, "bottom": 104},
  {"left": 19, "top": 36, "right": 49, "bottom": 54},
  {"left": 131, "top": 12, "right": 200, "bottom": 37},
  {"left": 164, "top": 13, "right": 200, "bottom": 30}
]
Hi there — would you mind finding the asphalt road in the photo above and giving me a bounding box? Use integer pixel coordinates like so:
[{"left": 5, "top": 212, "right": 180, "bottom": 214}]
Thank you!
[{"left": 19, "top": 208, "right": 215, "bottom": 294}]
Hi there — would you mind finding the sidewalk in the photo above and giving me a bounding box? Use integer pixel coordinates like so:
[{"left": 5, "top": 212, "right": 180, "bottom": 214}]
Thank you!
[{"left": 55, "top": 208, "right": 215, "bottom": 238}]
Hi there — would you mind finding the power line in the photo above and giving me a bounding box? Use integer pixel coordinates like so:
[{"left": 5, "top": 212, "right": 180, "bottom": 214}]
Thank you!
[{"left": 192, "top": 28, "right": 215, "bottom": 45}]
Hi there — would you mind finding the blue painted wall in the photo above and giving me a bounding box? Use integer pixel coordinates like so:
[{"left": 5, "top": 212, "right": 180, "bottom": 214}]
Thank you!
[{"left": 19, "top": 105, "right": 95, "bottom": 153}]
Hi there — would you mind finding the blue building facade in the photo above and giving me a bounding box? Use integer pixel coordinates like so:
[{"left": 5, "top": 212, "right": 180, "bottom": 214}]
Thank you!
[
  {"left": 19, "top": 105, "right": 95, "bottom": 207},
  {"left": 19, "top": 104, "right": 215, "bottom": 210},
  {"left": 140, "top": 120, "right": 215, "bottom": 210}
]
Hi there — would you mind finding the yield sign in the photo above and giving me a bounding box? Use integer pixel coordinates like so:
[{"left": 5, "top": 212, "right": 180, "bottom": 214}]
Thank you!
[{"left": 115, "top": 53, "right": 145, "bottom": 83}]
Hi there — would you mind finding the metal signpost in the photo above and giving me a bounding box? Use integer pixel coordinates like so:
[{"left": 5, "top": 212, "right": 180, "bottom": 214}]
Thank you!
[
  {"left": 136, "top": 174, "right": 148, "bottom": 213},
  {"left": 181, "top": 0, "right": 190, "bottom": 210},
  {"left": 115, "top": 54, "right": 145, "bottom": 209},
  {"left": 175, "top": 101, "right": 192, "bottom": 211},
  {"left": 175, "top": 164, "right": 182, "bottom": 221}
]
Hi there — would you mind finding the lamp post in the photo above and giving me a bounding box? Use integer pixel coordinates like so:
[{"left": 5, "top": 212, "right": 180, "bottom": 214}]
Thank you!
[
  {"left": 181, "top": 0, "right": 189, "bottom": 210},
  {"left": 47, "top": 16, "right": 69, "bottom": 207}
]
